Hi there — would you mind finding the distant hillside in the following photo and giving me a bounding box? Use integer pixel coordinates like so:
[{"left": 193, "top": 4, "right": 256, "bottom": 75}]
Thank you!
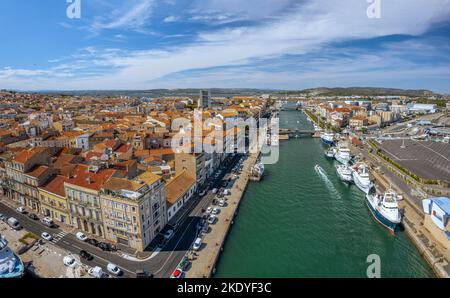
[
  {"left": 39, "top": 88, "right": 279, "bottom": 98},
  {"left": 294, "top": 87, "right": 439, "bottom": 97}
]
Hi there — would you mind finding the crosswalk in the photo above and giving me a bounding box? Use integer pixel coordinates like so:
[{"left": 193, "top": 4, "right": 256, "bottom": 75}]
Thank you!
[{"left": 50, "top": 231, "right": 68, "bottom": 244}]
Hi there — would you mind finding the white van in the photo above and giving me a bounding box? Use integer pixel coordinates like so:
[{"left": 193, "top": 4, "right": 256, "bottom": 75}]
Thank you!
[
  {"left": 41, "top": 217, "right": 54, "bottom": 227},
  {"left": 7, "top": 217, "right": 22, "bottom": 230}
]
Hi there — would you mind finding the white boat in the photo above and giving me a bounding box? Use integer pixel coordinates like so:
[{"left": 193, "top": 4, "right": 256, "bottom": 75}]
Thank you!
[
  {"left": 250, "top": 162, "right": 265, "bottom": 181},
  {"left": 366, "top": 191, "right": 402, "bottom": 232},
  {"left": 320, "top": 133, "right": 335, "bottom": 146},
  {"left": 352, "top": 163, "right": 374, "bottom": 194},
  {"left": 335, "top": 164, "right": 353, "bottom": 183},
  {"left": 0, "top": 234, "right": 24, "bottom": 278},
  {"left": 334, "top": 147, "right": 352, "bottom": 165},
  {"left": 324, "top": 147, "right": 336, "bottom": 158}
]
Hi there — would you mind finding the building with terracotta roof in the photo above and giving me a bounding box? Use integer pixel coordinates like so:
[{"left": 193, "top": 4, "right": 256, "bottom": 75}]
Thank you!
[
  {"left": 64, "top": 164, "right": 116, "bottom": 237},
  {"left": 38, "top": 175, "right": 71, "bottom": 225},
  {"left": 100, "top": 171, "right": 166, "bottom": 251},
  {"left": 166, "top": 171, "right": 196, "bottom": 221}
]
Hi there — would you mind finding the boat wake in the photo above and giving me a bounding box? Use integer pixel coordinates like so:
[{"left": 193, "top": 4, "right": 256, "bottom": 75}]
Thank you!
[{"left": 314, "top": 165, "right": 341, "bottom": 198}]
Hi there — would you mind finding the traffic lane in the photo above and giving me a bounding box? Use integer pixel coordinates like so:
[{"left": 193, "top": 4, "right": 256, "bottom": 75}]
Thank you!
[{"left": 0, "top": 202, "right": 136, "bottom": 277}]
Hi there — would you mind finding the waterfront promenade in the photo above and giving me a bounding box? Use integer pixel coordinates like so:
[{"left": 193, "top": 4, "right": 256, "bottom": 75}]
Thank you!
[{"left": 186, "top": 152, "right": 259, "bottom": 278}]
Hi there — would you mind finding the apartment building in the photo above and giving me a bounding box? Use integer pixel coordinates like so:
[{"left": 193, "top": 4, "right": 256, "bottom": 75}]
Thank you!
[
  {"left": 65, "top": 165, "right": 116, "bottom": 238},
  {"left": 166, "top": 170, "right": 196, "bottom": 221},
  {"left": 38, "top": 175, "right": 71, "bottom": 225},
  {"left": 4, "top": 148, "right": 56, "bottom": 213},
  {"left": 100, "top": 172, "right": 167, "bottom": 251}
]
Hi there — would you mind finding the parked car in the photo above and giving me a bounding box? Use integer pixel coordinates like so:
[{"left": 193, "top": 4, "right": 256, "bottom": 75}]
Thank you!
[
  {"left": 41, "top": 232, "right": 53, "bottom": 241},
  {"left": 79, "top": 250, "right": 94, "bottom": 261},
  {"left": 76, "top": 232, "right": 88, "bottom": 241},
  {"left": 87, "top": 238, "right": 99, "bottom": 247},
  {"left": 192, "top": 237, "right": 202, "bottom": 251},
  {"left": 170, "top": 268, "right": 183, "bottom": 278},
  {"left": 208, "top": 215, "right": 217, "bottom": 224},
  {"left": 136, "top": 270, "right": 153, "bottom": 278},
  {"left": 0, "top": 213, "right": 5, "bottom": 221},
  {"left": 212, "top": 208, "right": 220, "bottom": 215},
  {"left": 163, "top": 229, "right": 174, "bottom": 240},
  {"left": 63, "top": 255, "right": 77, "bottom": 268},
  {"left": 218, "top": 199, "right": 226, "bottom": 207},
  {"left": 27, "top": 213, "right": 39, "bottom": 220},
  {"left": 7, "top": 217, "right": 22, "bottom": 230},
  {"left": 89, "top": 266, "right": 106, "bottom": 278},
  {"left": 205, "top": 207, "right": 213, "bottom": 215},
  {"left": 212, "top": 188, "right": 218, "bottom": 194},
  {"left": 107, "top": 263, "right": 122, "bottom": 276},
  {"left": 98, "top": 242, "right": 114, "bottom": 251},
  {"left": 16, "top": 206, "right": 26, "bottom": 214},
  {"left": 41, "top": 217, "right": 55, "bottom": 227}
]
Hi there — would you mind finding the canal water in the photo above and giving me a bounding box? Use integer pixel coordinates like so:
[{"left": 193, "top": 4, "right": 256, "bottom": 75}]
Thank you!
[{"left": 215, "top": 110, "right": 433, "bottom": 278}]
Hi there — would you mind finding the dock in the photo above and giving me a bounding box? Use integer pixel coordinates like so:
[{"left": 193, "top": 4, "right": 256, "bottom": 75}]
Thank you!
[{"left": 185, "top": 152, "right": 260, "bottom": 278}]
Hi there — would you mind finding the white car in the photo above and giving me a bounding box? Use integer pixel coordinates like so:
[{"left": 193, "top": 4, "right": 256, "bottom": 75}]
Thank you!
[
  {"left": 16, "top": 206, "right": 26, "bottom": 214},
  {"left": 163, "top": 229, "right": 174, "bottom": 240},
  {"left": 41, "top": 232, "right": 53, "bottom": 241},
  {"left": 63, "top": 255, "right": 77, "bottom": 268},
  {"left": 212, "top": 208, "right": 220, "bottom": 215},
  {"left": 76, "top": 232, "right": 88, "bottom": 241},
  {"left": 107, "top": 263, "right": 122, "bottom": 276},
  {"left": 208, "top": 215, "right": 217, "bottom": 224},
  {"left": 218, "top": 200, "right": 226, "bottom": 207},
  {"left": 212, "top": 188, "right": 218, "bottom": 194},
  {"left": 192, "top": 237, "right": 202, "bottom": 251},
  {"left": 205, "top": 207, "right": 213, "bottom": 215}
]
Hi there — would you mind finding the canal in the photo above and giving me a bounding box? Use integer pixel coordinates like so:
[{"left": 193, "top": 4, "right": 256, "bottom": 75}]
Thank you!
[{"left": 215, "top": 109, "right": 433, "bottom": 278}]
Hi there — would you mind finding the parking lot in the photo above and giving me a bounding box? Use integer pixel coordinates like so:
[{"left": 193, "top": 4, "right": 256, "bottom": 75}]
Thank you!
[{"left": 378, "top": 139, "right": 450, "bottom": 180}]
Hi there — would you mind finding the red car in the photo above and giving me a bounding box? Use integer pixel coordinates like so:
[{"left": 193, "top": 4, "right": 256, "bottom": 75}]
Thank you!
[{"left": 170, "top": 268, "right": 183, "bottom": 278}]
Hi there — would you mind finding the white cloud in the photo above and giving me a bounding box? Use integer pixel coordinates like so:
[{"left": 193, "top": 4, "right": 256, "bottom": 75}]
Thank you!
[
  {"left": 163, "top": 15, "right": 179, "bottom": 23},
  {"left": 90, "top": 0, "right": 155, "bottom": 33},
  {"left": 2, "top": 0, "right": 450, "bottom": 90}
]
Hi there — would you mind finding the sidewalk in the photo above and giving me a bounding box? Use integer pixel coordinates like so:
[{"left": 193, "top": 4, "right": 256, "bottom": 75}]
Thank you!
[{"left": 186, "top": 153, "right": 258, "bottom": 278}]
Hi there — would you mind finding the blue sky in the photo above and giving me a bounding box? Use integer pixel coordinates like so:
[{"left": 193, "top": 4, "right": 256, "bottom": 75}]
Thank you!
[{"left": 0, "top": 0, "right": 449, "bottom": 92}]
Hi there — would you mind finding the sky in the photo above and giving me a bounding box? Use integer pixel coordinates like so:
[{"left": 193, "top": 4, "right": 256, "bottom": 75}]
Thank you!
[{"left": 0, "top": 0, "right": 449, "bottom": 93}]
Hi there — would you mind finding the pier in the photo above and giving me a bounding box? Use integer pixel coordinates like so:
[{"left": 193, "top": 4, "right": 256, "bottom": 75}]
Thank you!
[{"left": 186, "top": 151, "right": 260, "bottom": 278}]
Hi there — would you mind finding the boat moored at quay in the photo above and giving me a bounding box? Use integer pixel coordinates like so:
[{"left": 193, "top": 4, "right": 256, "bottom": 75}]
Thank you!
[
  {"left": 320, "top": 133, "right": 335, "bottom": 146},
  {"left": 365, "top": 190, "right": 402, "bottom": 232},
  {"left": 334, "top": 147, "right": 352, "bottom": 165},
  {"left": 352, "top": 163, "right": 374, "bottom": 194},
  {"left": 335, "top": 164, "right": 353, "bottom": 183}
]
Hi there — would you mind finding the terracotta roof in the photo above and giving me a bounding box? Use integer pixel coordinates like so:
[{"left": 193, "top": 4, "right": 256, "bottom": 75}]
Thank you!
[
  {"left": 26, "top": 165, "right": 50, "bottom": 178},
  {"left": 64, "top": 164, "right": 116, "bottom": 192},
  {"left": 39, "top": 175, "right": 68, "bottom": 197},
  {"left": 165, "top": 171, "right": 196, "bottom": 205}
]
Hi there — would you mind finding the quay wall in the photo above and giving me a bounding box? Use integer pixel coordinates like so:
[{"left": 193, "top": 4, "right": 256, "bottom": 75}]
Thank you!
[{"left": 186, "top": 151, "right": 260, "bottom": 277}]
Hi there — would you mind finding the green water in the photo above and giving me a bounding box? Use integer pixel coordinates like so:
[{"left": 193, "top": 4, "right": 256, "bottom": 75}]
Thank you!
[{"left": 215, "top": 110, "right": 433, "bottom": 278}]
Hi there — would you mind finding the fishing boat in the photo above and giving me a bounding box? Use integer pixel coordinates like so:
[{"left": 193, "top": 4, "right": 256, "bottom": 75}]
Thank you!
[
  {"left": 365, "top": 190, "right": 402, "bottom": 232},
  {"left": 335, "top": 164, "right": 353, "bottom": 183},
  {"left": 324, "top": 147, "right": 336, "bottom": 159},
  {"left": 250, "top": 162, "right": 265, "bottom": 181},
  {"left": 352, "top": 163, "right": 374, "bottom": 194},
  {"left": 320, "top": 132, "right": 335, "bottom": 146},
  {"left": 334, "top": 147, "right": 352, "bottom": 165}
]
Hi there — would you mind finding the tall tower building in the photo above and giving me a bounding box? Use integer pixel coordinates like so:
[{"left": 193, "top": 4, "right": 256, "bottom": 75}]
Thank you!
[{"left": 198, "top": 90, "right": 210, "bottom": 108}]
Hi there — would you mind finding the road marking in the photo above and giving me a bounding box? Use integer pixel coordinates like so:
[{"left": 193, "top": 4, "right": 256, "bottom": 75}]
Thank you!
[{"left": 154, "top": 216, "right": 197, "bottom": 275}]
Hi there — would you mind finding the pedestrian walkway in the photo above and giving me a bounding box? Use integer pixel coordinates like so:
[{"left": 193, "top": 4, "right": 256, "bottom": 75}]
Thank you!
[
  {"left": 186, "top": 153, "right": 259, "bottom": 278},
  {"left": 50, "top": 231, "right": 68, "bottom": 244}
]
